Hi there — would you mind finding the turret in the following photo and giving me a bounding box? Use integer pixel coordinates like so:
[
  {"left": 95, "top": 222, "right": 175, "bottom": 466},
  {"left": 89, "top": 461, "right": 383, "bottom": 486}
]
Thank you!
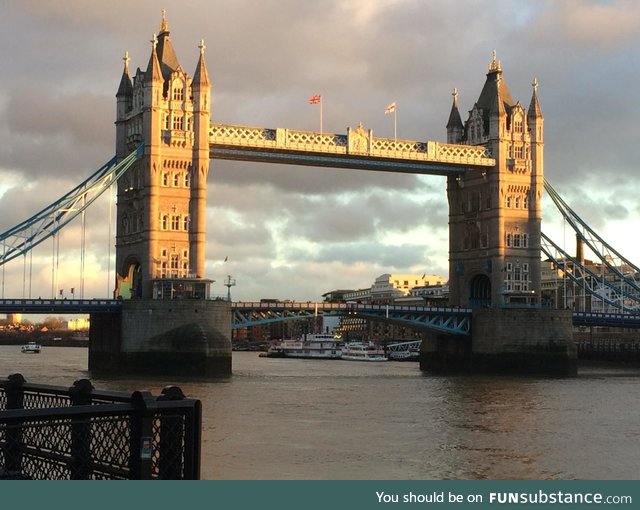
[
  {"left": 446, "top": 88, "right": 464, "bottom": 143},
  {"left": 115, "top": 52, "right": 133, "bottom": 159},
  {"left": 190, "top": 40, "right": 212, "bottom": 279}
]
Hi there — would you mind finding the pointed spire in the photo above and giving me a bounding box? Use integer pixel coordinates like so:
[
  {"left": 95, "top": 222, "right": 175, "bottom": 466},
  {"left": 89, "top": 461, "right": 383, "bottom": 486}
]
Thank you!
[
  {"left": 193, "top": 39, "right": 211, "bottom": 86},
  {"left": 146, "top": 34, "right": 163, "bottom": 84},
  {"left": 446, "top": 87, "right": 463, "bottom": 130},
  {"left": 528, "top": 77, "right": 543, "bottom": 118},
  {"left": 116, "top": 51, "right": 133, "bottom": 97}
]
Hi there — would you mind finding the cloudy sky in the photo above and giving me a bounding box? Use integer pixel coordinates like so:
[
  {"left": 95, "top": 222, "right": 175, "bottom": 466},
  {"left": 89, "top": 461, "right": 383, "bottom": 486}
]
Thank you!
[{"left": 1, "top": 0, "right": 639, "bottom": 302}]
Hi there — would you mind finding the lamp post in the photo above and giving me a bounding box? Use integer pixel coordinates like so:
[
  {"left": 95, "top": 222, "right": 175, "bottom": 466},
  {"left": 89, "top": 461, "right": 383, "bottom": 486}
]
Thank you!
[{"left": 224, "top": 275, "right": 236, "bottom": 301}]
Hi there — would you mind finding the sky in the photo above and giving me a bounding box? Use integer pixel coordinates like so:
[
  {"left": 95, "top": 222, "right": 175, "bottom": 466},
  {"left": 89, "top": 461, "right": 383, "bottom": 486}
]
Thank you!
[{"left": 1, "top": 0, "right": 639, "bottom": 302}]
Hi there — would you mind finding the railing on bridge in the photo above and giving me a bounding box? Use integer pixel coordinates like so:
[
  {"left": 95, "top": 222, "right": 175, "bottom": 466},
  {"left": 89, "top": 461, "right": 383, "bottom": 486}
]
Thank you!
[
  {"left": 0, "top": 298, "right": 122, "bottom": 314},
  {"left": 0, "top": 374, "right": 201, "bottom": 480},
  {"left": 209, "top": 123, "right": 495, "bottom": 174}
]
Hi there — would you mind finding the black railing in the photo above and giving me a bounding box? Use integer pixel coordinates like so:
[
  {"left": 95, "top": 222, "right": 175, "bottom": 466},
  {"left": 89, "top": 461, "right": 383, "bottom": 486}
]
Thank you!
[{"left": 0, "top": 374, "right": 201, "bottom": 480}]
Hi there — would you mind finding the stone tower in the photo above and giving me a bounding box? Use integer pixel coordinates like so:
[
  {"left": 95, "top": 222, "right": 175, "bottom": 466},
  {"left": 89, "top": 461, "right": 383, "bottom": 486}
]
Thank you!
[
  {"left": 114, "top": 13, "right": 211, "bottom": 299},
  {"left": 446, "top": 53, "right": 544, "bottom": 307}
]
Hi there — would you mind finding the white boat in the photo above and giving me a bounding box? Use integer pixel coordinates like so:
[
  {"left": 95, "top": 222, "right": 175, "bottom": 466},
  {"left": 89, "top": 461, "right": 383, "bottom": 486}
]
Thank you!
[
  {"left": 262, "top": 334, "right": 342, "bottom": 359},
  {"left": 341, "top": 342, "right": 388, "bottom": 362},
  {"left": 21, "top": 342, "right": 42, "bottom": 354}
]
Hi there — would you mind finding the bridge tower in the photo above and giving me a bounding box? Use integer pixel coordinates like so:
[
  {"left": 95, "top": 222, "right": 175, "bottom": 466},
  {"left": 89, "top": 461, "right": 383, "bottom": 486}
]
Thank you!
[
  {"left": 114, "top": 12, "right": 211, "bottom": 300},
  {"left": 446, "top": 53, "right": 543, "bottom": 308},
  {"left": 92, "top": 13, "right": 231, "bottom": 377}
]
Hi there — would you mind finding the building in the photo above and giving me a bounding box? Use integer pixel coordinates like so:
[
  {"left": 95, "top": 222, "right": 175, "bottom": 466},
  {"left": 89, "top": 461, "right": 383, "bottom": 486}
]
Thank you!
[
  {"left": 446, "top": 53, "right": 543, "bottom": 307},
  {"left": 114, "top": 12, "right": 211, "bottom": 299}
]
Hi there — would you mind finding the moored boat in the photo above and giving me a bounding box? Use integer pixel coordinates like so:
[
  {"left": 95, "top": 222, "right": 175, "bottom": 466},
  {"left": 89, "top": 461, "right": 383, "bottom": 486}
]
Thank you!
[
  {"left": 341, "top": 342, "right": 387, "bottom": 362},
  {"left": 260, "top": 334, "right": 342, "bottom": 359},
  {"left": 21, "top": 341, "right": 42, "bottom": 354}
]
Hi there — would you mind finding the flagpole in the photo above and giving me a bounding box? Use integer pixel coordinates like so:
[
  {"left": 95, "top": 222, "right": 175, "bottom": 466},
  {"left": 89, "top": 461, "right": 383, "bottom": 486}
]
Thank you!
[
  {"left": 320, "top": 97, "right": 323, "bottom": 135},
  {"left": 394, "top": 108, "right": 397, "bottom": 141}
]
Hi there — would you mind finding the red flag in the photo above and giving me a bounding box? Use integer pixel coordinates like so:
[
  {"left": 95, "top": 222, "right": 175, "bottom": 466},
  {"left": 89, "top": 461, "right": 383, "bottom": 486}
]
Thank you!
[
  {"left": 384, "top": 102, "right": 396, "bottom": 114},
  {"left": 308, "top": 94, "right": 321, "bottom": 104}
]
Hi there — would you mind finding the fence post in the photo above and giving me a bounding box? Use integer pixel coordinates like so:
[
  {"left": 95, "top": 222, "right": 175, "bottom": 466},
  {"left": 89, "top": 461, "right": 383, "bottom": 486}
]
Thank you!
[
  {"left": 129, "top": 390, "right": 157, "bottom": 480},
  {"left": 156, "top": 385, "right": 186, "bottom": 480},
  {"left": 3, "top": 373, "right": 26, "bottom": 476},
  {"left": 68, "top": 379, "right": 94, "bottom": 479}
]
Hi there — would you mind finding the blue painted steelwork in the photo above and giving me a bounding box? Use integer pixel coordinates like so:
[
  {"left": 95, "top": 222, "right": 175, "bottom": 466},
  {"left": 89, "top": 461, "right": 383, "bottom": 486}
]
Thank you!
[
  {"left": 0, "top": 144, "right": 143, "bottom": 267},
  {"left": 544, "top": 179, "right": 640, "bottom": 295},
  {"left": 540, "top": 232, "right": 640, "bottom": 313},
  {"left": 573, "top": 312, "right": 640, "bottom": 329},
  {"left": 231, "top": 301, "right": 472, "bottom": 336},
  {"left": 0, "top": 298, "right": 121, "bottom": 314}
]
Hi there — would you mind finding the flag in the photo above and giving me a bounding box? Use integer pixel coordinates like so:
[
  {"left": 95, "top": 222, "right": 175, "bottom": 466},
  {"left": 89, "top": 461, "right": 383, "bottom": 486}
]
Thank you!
[
  {"left": 308, "top": 94, "right": 321, "bottom": 104},
  {"left": 384, "top": 102, "right": 396, "bottom": 114}
]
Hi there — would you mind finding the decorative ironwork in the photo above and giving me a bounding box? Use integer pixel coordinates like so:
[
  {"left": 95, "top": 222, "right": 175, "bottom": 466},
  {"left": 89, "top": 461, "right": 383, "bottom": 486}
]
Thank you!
[
  {"left": 232, "top": 301, "right": 472, "bottom": 336},
  {"left": 209, "top": 123, "right": 495, "bottom": 171},
  {"left": 0, "top": 375, "right": 201, "bottom": 480}
]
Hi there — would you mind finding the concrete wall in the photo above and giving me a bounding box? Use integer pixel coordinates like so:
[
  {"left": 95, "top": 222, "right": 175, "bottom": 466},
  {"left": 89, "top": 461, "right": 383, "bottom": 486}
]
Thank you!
[{"left": 90, "top": 299, "right": 232, "bottom": 377}]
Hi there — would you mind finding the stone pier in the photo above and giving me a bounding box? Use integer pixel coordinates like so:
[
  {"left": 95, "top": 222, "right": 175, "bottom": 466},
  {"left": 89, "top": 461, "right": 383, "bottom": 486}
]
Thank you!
[
  {"left": 420, "top": 308, "right": 577, "bottom": 375},
  {"left": 89, "top": 299, "right": 232, "bottom": 377}
]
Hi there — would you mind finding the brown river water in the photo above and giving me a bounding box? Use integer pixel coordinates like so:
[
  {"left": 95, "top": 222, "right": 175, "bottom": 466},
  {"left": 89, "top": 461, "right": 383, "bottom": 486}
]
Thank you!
[{"left": 1, "top": 346, "right": 639, "bottom": 480}]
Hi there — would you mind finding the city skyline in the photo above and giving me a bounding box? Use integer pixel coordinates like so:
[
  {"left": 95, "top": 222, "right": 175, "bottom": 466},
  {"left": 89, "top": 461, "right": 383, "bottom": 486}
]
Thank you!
[{"left": 1, "top": 0, "right": 639, "bottom": 301}]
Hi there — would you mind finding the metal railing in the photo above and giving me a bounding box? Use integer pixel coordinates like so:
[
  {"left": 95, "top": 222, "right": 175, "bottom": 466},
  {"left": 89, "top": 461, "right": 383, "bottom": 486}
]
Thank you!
[{"left": 0, "top": 374, "right": 201, "bottom": 480}]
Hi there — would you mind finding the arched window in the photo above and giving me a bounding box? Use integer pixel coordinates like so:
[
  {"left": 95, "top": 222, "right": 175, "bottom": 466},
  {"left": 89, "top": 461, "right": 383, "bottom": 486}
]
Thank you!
[
  {"left": 162, "top": 215, "right": 169, "bottom": 230},
  {"left": 173, "top": 173, "right": 180, "bottom": 187},
  {"left": 183, "top": 216, "right": 189, "bottom": 231},
  {"left": 506, "top": 233, "right": 512, "bottom": 247},
  {"left": 162, "top": 173, "right": 169, "bottom": 186},
  {"left": 506, "top": 196, "right": 512, "bottom": 208}
]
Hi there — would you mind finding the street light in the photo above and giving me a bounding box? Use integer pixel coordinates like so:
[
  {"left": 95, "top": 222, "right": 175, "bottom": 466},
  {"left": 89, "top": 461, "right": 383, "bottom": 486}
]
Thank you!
[{"left": 224, "top": 275, "right": 236, "bottom": 301}]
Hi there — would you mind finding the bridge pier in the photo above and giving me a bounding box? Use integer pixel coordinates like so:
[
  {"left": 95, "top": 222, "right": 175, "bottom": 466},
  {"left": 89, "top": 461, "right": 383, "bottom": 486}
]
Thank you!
[
  {"left": 420, "top": 308, "right": 577, "bottom": 375},
  {"left": 89, "top": 299, "right": 232, "bottom": 377}
]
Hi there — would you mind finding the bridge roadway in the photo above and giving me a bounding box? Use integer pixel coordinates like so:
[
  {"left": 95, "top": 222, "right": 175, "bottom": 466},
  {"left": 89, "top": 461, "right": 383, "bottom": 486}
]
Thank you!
[{"left": 1, "top": 299, "right": 640, "bottom": 331}]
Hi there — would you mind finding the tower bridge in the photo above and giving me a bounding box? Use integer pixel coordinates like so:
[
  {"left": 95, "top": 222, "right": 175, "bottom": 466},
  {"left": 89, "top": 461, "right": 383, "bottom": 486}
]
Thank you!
[{"left": 7, "top": 12, "right": 640, "bottom": 375}]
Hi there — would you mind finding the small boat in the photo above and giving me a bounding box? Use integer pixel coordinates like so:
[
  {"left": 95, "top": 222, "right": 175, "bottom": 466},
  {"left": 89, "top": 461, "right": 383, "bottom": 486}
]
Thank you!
[
  {"left": 341, "top": 342, "right": 387, "bottom": 362},
  {"left": 21, "top": 342, "right": 42, "bottom": 354},
  {"left": 260, "top": 334, "right": 342, "bottom": 359}
]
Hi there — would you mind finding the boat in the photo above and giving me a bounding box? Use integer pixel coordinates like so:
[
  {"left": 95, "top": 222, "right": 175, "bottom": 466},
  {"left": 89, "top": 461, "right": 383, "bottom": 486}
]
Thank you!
[
  {"left": 341, "top": 342, "right": 387, "bottom": 362},
  {"left": 387, "top": 349, "right": 420, "bottom": 362},
  {"left": 260, "top": 334, "right": 342, "bottom": 359},
  {"left": 21, "top": 341, "right": 42, "bottom": 354}
]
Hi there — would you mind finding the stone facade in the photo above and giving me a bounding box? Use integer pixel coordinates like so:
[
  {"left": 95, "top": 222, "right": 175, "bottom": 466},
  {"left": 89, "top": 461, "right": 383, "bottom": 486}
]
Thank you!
[
  {"left": 114, "top": 13, "right": 210, "bottom": 299},
  {"left": 446, "top": 54, "right": 543, "bottom": 308}
]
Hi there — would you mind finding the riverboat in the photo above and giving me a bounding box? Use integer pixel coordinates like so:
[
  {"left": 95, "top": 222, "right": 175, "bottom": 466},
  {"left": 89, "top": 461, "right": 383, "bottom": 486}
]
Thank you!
[
  {"left": 260, "top": 334, "right": 342, "bottom": 359},
  {"left": 341, "top": 342, "right": 387, "bottom": 362},
  {"left": 21, "top": 341, "right": 42, "bottom": 354}
]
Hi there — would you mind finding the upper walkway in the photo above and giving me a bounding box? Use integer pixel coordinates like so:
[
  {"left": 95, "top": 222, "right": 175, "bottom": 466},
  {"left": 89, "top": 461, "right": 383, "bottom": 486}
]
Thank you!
[{"left": 209, "top": 123, "right": 495, "bottom": 175}]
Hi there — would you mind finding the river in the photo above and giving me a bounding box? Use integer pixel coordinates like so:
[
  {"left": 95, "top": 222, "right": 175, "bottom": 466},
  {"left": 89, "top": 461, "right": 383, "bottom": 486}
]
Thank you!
[{"left": 1, "top": 346, "right": 639, "bottom": 480}]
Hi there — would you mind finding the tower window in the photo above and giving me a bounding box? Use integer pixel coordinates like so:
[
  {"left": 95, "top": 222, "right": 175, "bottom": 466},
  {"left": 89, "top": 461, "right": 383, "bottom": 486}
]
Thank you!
[
  {"left": 171, "top": 216, "right": 180, "bottom": 230},
  {"left": 173, "top": 87, "right": 184, "bottom": 101},
  {"left": 162, "top": 215, "right": 169, "bottom": 230},
  {"left": 514, "top": 120, "right": 523, "bottom": 133},
  {"left": 173, "top": 173, "right": 180, "bottom": 187},
  {"left": 172, "top": 115, "right": 184, "bottom": 130},
  {"left": 183, "top": 216, "right": 189, "bottom": 231}
]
